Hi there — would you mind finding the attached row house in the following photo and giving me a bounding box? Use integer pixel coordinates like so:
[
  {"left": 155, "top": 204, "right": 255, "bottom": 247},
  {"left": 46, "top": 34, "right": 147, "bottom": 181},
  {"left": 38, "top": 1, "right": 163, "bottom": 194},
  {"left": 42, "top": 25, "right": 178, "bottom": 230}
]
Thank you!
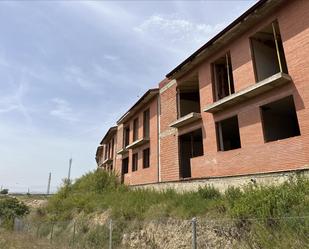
[{"left": 96, "top": 0, "right": 309, "bottom": 187}]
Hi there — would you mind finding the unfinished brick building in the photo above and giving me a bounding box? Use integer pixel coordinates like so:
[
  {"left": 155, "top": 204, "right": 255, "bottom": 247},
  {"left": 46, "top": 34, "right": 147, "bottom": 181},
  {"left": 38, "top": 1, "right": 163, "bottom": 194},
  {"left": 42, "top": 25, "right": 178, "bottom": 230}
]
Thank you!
[{"left": 96, "top": 0, "right": 309, "bottom": 187}]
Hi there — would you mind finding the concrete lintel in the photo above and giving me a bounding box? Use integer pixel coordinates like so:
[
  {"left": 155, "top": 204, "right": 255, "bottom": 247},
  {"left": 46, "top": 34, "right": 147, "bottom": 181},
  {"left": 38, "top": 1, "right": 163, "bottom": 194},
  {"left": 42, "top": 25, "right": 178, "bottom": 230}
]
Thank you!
[
  {"left": 203, "top": 72, "right": 291, "bottom": 113},
  {"left": 169, "top": 112, "right": 202, "bottom": 128}
]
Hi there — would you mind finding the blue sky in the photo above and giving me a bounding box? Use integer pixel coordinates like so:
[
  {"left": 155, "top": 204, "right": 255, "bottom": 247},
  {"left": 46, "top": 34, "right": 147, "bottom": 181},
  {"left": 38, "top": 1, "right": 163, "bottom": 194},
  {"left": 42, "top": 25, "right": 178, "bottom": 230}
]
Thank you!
[{"left": 0, "top": 0, "right": 256, "bottom": 193}]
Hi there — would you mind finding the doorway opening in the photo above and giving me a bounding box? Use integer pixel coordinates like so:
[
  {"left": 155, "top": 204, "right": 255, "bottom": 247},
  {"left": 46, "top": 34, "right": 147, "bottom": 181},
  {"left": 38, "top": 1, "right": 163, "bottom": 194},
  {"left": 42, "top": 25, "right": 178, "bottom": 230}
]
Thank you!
[{"left": 179, "top": 128, "right": 203, "bottom": 178}]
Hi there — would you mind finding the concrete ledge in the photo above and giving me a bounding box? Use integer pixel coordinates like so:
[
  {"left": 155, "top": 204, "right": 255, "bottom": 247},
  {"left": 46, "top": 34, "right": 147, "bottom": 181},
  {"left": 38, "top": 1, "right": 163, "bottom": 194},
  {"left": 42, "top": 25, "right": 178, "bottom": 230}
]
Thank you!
[
  {"left": 126, "top": 138, "right": 150, "bottom": 150},
  {"left": 204, "top": 72, "right": 292, "bottom": 113},
  {"left": 117, "top": 148, "right": 128, "bottom": 155},
  {"left": 131, "top": 167, "right": 309, "bottom": 193},
  {"left": 102, "top": 158, "right": 113, "bottom": 165},
  {"left": 169, "top": 112, "right": 202, "bottom": 128}
]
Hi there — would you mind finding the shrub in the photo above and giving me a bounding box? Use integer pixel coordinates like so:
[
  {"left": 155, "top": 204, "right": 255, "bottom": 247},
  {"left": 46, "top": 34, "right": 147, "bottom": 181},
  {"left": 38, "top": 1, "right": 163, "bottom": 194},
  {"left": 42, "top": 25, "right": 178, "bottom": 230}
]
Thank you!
[
  {"left": 225, "top": 186, "right": 243, "bottom": 208},
  {"left": 0, "top": 189, "right": 8, "bottom": 195},
  {"left": 0, "top": 197, "right": 29, "bottom": 219},
  {"left": 0, "top": 196, "right": 29, "bottom": 229},
  {"left": 229, "top": 176, "right": 309, "bottom": 221},
  {"left": 198, "top": 185, "right": 221, "bottom": 199}
]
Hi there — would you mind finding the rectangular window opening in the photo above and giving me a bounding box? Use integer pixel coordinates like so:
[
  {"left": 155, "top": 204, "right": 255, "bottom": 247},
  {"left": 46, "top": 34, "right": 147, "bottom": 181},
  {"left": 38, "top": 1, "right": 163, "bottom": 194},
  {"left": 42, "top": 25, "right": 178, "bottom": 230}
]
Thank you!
[
  {"left": 251, "top": 20, "right": 288, "bottom": 82},
  {"left": 108, "top": 141, "right": 111, "bottom": 158},
  {"left": 178, "top": 88, "right": 201, "bottom": 118},
  {"left": 104, "top": 144, "right": 108, "bottom": 160},
  {"left": 143, "top": 109, "right": 150, "bottom": 138},
  {"left": 132, "top": 153, "right": 138, "bottom": 172},
  {"left": 212, "top": 52, "right": 235, "bottom": 101},
  {"left": 122, "top": 157, "right": 129, "bottom": 174},
  {"left": 133, "top": 118, "right": 139, "bottom": 141},
  {"left": 216, "top": 116, "right": 241, "bottom": 151},
  {"left": 124, "top": 126, "right": 130, "bottom": 147},
  {"left": 111, "top": 138, "right": 114, "bottom": 158},
  {"left": 143, "top": 148, "right": 150, "bottom": 168},
  {"left": 261, "top": 96, "right": 300, "bottom": 142}
]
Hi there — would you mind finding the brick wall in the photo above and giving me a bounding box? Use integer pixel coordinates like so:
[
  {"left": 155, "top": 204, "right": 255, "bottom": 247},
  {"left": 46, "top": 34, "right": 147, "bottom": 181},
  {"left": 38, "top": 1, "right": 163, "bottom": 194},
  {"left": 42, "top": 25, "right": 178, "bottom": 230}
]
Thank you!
[
  {"left": 189, "top": 0, "right": 309, "bottom": 178},
  {"left": 98, "top": 0, "right": 309, "bottom": 185},
  {"left": 115, "top": 96, "right": 159, "bottom": 185},
  {"left": 159, "top": 80, "right": 180, "bottom": 181}
]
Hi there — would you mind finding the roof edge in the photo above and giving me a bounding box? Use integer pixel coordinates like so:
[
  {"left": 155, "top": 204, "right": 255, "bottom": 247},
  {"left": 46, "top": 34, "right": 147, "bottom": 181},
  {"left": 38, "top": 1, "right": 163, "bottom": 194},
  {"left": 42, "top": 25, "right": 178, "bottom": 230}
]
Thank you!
[
  {"left": 166, "top": 0, "right": 271, "bottom": 78},
  {"left": 117, "top": 88, "right": 159, "bottom": 124},
  {"left": 100, "top": 126, "right": 117, "bottom": 145}
]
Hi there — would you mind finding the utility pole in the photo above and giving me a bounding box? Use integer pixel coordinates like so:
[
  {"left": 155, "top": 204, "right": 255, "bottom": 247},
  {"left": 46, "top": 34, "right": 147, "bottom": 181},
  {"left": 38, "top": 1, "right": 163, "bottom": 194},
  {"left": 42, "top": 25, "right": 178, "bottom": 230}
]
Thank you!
[
  {"left": 67, "top": 158, "right": 72, "bottom": 184},
  {"left": 47, "top": 172, "right": 51, "bottom": 195}
]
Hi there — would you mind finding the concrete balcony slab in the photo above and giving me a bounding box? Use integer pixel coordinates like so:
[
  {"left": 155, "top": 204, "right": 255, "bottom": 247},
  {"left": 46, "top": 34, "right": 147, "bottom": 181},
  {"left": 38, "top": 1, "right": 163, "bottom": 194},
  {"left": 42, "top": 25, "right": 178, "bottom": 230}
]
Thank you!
[
  {"left": 117, "top": 148, "right": 128, "bottom": 155},
  {"left": 170, "top": 112, "right": 202, "bottom": 128},
  {"left": 126, "top": 138, "right": 150, "bottom": 150},
  {"left": 203, "top": 72, "right": 292, "bottom": 113}
]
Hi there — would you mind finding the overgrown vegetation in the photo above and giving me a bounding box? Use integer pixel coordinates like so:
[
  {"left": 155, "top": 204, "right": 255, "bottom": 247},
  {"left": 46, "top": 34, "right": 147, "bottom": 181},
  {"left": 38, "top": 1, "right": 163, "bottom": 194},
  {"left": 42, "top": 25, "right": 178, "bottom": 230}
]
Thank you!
[
  {"left": 0, "top": 196, "right": 29, "bottom": 229},
  {"left": 2, "top": 170, "right": 308, "bottom": 248},
  {"left": 45, "top": 170, "right": 309, "bottom": 223},
  {"left": 39, "top": 170, "right": 309, "bottom": 248},
  {"left": 0, "top": 188, "right": 9, "bottom": 195}
]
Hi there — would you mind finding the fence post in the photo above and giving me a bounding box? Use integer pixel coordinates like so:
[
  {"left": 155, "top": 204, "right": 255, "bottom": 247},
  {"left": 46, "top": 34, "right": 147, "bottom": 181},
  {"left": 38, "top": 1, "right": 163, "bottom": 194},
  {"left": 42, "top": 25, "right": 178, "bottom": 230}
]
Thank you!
[
  {"left": 72, "top": 221, "right": 76, "bottom": 247},
  {"left": 36, "top": 223, "right": 41, "bottom": 238},
  {"left": 109, "top": 219, "right": 113, "bottom": 249},
  {"left": 192, "top": 217, "right": 197, "bottom": 249},
  {"left": 50, "top": 222, "right": 55, "bottom": 243}
]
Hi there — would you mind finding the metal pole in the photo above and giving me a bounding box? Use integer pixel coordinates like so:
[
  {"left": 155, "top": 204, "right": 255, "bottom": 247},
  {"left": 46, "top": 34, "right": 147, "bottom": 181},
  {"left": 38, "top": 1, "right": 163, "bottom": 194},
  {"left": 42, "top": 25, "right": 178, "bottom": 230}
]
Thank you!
[
  {"left": 226, "top": 53, "right": 232, "bottom": 96},
  {"left": 47, "top": 172, "right": 51, "bottom": 195},
  {"left": 272, "top": 22, "right": 283, "bottom": 73},
  {"left": 50, "top": 223, "right": 54, "bottom": 243},
  {"left": 109, "top": 219, "right": 113, "bottom": 249},
  {"left": 192, "top": 217, "right": 197, "bottom": 249},
  {"left": 213, "top": 64, "right": 219, "bottom": 101},
  {"left": 176, "top": 88, "right": 181, "bottom": 118},
  {"left": 72, "top": 221, "right": 76, "bottom": 247},
  {"left": 36, "top": 223, "right": 41, "bottom": 238},
  {"left": 68, "top": 158, "right": 72, "bottom": 184}
]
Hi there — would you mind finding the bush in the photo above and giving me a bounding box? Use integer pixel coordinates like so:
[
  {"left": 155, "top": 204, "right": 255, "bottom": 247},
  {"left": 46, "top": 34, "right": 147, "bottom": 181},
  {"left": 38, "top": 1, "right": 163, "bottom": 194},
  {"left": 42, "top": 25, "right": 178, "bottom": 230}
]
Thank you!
[
  {"left": 228, "top": 176, "right": 309, "bottom": 221},
  {"left": 0, "top": 196, "right": 29, "bottom": 229},
  {"left": 0, "top": 189, "right": 8, "bottom": 195},
  {"left": 0, "top": 196, "right": 29, "bottom": 219},
  {"left": 198, "top": 185, "right": 221, "bottom": 199}
]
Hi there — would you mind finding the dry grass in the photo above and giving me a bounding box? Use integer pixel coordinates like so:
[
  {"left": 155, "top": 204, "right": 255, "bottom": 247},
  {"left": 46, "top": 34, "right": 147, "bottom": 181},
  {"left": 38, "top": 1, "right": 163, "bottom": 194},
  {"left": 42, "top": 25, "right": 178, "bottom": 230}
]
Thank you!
[{"left": 0, "top": 229, "right": 68, "bottom": 249}]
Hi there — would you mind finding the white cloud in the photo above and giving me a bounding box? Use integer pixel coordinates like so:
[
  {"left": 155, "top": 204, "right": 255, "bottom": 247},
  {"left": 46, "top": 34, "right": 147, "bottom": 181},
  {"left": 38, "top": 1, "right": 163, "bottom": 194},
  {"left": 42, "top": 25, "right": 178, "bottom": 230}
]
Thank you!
[
  {"left": 64, "top": 65, "right": 97, "bottom": 91},
  {"left": 103, "top": 54, "right": 119, "bottom": 61},
  {"left": 62, "top": 1, "right": 134, "bottom": 29},
  {"left": 50, "top": 98, "right": 79, "bottom": 122},
  {"left": 134, "top": 14, "right": 225, "bottom": 54},
  {"left": 0, "top": 79, "right": 32, "bottom": 123}
]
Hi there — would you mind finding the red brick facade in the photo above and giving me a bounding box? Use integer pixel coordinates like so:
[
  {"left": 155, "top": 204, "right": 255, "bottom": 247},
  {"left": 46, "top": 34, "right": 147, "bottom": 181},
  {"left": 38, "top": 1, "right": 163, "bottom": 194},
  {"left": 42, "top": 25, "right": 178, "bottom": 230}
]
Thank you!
[
  {"left": 96, "top": 0, "right": 309, "bottom": 185},
  {"left": 96, "top": 127, "right": 117, "bottom": 171}
]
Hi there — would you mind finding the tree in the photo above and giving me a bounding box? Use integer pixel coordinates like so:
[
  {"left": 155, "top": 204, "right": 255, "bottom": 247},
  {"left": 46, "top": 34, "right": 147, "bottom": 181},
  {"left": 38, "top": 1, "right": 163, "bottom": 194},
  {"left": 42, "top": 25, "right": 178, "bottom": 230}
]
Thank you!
[
  {"left": 0, "top": 189, "right": 8, "bottom": 195},
  {"left": 0, "top": 197, "right": 29, "bottom": 219}
]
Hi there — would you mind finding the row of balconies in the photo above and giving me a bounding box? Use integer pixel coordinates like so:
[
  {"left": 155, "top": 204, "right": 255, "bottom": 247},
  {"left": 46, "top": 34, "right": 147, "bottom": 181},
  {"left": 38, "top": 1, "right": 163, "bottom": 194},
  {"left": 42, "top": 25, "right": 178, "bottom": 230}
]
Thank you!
[
  {"left": 170, "top": 20, "right": 290, "bottom": 129},
  {"left": 170, "top": 72, "right": 291, "bottom": 129}
]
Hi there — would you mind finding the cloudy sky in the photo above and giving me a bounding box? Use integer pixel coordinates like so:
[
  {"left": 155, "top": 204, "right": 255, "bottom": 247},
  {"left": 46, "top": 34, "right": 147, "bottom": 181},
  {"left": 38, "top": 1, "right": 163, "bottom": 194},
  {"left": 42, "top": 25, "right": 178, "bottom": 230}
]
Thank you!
[{"left": 0, "top": 0, "right": 256, "bottom": 193}]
